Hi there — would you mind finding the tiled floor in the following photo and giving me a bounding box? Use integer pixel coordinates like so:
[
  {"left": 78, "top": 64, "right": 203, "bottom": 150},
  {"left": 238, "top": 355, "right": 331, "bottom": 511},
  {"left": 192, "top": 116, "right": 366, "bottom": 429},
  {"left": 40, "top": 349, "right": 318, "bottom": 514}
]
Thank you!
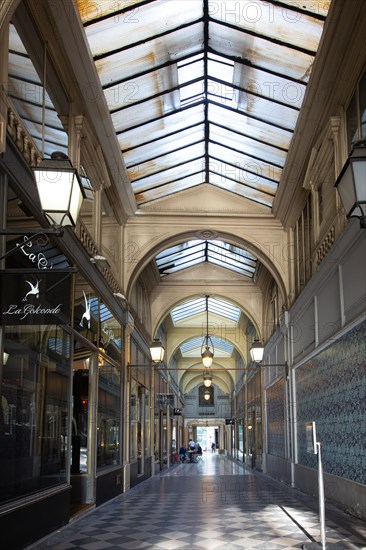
[{"left": 28, "top": 454, "right": 366, "bottom": 550}]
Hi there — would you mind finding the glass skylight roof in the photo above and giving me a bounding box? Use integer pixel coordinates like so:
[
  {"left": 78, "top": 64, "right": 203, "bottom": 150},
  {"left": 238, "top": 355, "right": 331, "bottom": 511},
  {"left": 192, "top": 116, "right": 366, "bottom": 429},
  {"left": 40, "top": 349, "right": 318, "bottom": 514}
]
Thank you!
[
  {"left": 156, "top": 239, "right": 257, "bottom": 278},
  {"left": 76, "top": 0, "right": 330, "bottom": 208},
  {"left": 180, "top": 336, "right": 233, "bottom": 358},
  {"left": 171, "top": 297, "right": 241, "bottom": 325}
]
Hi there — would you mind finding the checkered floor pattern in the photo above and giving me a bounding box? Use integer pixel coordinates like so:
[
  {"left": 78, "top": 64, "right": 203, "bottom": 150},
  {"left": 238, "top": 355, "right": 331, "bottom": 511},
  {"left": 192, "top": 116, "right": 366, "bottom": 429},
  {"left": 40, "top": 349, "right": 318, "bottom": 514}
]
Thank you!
[{"left": 28, "top": 454, "right": 366, "bottom": 550}]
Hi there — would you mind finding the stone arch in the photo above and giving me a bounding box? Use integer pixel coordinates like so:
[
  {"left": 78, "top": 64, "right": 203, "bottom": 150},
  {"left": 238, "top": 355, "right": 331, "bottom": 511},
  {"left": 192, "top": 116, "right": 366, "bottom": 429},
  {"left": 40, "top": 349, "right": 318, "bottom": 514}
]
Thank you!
[{"left": 126, "top": 229, "right": 288, "bottom": 330}]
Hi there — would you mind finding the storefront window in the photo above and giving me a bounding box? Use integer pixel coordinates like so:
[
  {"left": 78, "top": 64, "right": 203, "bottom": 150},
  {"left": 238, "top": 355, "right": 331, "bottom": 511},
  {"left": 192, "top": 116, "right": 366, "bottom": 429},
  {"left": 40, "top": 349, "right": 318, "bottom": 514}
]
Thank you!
[
  {"left": 130, "top": 379, "right": 138, "bottom": 461},
  {"left": 74, "top": 286, "right": 98, "bottom": 347},
  {"left": 0, "top": 325, "right": 70, "bottom": 504},
  {"left": 145, "top": 389, "right": 151, "bottom": 455},
  {"left": 99, "top": 301, "right": 122, "bottom": 364},
  {"left": 97, "top": 361, "right": 121, "bottom": 469}
]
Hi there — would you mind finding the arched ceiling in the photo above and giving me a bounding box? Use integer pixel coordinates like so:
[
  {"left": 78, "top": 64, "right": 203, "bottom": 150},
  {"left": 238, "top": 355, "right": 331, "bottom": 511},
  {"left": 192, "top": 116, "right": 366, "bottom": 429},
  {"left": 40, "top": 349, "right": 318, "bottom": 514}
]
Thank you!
[{"left": 158, "top": 295, "right": 251, "bottom": 395}]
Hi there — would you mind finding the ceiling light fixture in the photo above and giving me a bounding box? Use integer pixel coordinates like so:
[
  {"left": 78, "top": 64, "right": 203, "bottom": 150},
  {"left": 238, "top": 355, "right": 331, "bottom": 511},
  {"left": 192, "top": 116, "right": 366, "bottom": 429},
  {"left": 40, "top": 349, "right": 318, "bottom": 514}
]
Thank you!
[
  {"left": 203, "top": 368, "right": 212, "bottom": 387},
  {"left": 201, "top": 295, "right": 214, "bottom": 368},
  {"left": 203, "top": 389, "right": 211, "bottom": 401}
]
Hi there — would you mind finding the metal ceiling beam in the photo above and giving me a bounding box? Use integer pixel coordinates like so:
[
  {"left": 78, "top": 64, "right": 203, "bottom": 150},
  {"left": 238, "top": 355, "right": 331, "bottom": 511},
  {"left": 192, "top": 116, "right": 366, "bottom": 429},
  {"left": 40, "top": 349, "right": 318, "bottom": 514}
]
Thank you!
[
  {"left": 263, "top": 0, "right": 326, "bottom": 21},
  {"left": 203, "top": 0, "right": 210, "bottom": 183}
]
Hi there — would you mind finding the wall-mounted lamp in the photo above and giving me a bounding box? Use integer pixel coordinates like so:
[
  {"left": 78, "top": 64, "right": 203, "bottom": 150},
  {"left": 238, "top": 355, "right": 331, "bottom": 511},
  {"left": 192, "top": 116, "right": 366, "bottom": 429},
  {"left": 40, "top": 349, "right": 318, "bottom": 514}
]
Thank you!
[
  {"left": 249, "top": 338, "right": 265, "bottom": 363},
  {"left": 201, "top": 295, "right": 214, "bottom": 368},
  {"left": 0, "top": 152, "right": 85, "bottom": 261},
  {"left": 335, "top": 140, "right": 366, "bottom": 228},
  {"left": 128, "top": 339, "right": 165, "bottom": 369},
  {"left": 149, "top": 339, "right": 165, "bottom": 363},
  {"left": 33, "top": 151, "right": 86, "bottom": 228},
  {"left": 249, "top": 338, "right": 288, "bottom": 377},
  {"left": 3, "top": 352, "right": 9, "bottom": 365}
]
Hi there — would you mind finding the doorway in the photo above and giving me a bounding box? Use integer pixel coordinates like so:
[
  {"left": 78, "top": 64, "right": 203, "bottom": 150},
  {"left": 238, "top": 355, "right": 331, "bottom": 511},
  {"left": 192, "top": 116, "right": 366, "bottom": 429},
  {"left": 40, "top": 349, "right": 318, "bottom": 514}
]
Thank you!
[
  {"left": 196, "top": 426, "right": 218, "bottom": 452},
  {"left": 70, "top": 356, "right": 94, "bottom": 516}
]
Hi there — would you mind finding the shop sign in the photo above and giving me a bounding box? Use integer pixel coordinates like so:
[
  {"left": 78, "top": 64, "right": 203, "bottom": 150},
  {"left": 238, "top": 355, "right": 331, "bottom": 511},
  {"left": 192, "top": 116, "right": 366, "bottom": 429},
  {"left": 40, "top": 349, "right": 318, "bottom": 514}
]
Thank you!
[
  {"left": 16, "top": 235, "right": 53, "bottom": 269},
  {"left": 225, "top": 418, "right": 235, "bottom": 425},
  {"left": 173, "top": 408, "right": 182, "bottom": 415},
  {"left": 0, "top": 269, "right": 72, "bottom": 325},
  {"left": 156, "top": 394, "right": 174, "bottom": 407}
]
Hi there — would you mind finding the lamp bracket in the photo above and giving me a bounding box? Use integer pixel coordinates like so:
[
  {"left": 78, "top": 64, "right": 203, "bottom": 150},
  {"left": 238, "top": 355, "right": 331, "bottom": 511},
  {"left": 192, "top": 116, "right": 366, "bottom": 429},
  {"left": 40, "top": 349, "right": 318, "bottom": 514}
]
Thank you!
[{"left": 257, "top": 362, "right": 289, "bottom": 378}]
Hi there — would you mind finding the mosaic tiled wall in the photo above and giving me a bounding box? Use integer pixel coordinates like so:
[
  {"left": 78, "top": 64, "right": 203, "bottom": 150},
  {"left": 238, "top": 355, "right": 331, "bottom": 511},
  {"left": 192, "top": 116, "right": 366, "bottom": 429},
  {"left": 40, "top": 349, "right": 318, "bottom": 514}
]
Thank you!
[
  {"left": 266, "top": 378, "right": 286, "bottom": 458},
  {"left": 296, "top": 320, "right": 366, "bottom": 484}
]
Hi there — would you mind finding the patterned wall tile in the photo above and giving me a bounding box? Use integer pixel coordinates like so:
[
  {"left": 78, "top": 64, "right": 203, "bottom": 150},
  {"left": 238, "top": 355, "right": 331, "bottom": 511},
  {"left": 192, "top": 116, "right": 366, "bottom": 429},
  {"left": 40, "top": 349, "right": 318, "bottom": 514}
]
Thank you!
[
  {"left": 295, "top": 320, "right": 366, "bottom": 484},
  {"left": 266, "top": 378, "right": 286, "bottom": 458}
]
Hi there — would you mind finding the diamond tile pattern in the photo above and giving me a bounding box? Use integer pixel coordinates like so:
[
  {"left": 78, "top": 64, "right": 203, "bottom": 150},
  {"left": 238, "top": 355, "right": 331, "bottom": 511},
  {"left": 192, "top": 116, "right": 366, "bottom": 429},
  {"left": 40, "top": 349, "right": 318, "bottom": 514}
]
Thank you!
[{"left": 27, "top": 454, "right": 366, "bottom": 550}]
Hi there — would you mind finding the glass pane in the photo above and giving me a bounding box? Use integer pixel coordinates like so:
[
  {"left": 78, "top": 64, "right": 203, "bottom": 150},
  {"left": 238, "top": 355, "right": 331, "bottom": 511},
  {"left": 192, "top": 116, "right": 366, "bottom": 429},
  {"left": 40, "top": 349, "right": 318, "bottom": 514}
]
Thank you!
[
  {"left": 99, "top": 302, "right": 122, "bottom": 363},
  {"left": 97, "top": 362, "right": 121, "bottom": 469},
  {"left": 130, "top": 379, "right": 138, "bottom": 461},
  {"left": 1, "top": 326, "right": 70, "bottom": 504}
]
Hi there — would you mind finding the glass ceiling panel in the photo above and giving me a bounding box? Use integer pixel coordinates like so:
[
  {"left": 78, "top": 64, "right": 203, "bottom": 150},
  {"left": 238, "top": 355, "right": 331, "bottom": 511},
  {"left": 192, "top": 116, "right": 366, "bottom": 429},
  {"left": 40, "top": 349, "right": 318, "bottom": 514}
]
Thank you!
[
  {"left": 232, "top": 63, "right": 306, "bottom": 111},
  {"left": 209, "top": 103, "right": 293, "bottom": 151},
  {"left": 128, "top": 142, "right": 205, "bottom": 181},
  {"left": 180, "top": 336, "right": 233, "bottom": 357},
  {"left": 209, "top": 21, "right": 316, "bottom": 82},
  {"left": 124, "top": 126, "right": 205, "bottom": 168},
  {"left": 211, "top": 1, "right": 325, "bottom": 53},
  {"left": 77, "top": 0, "right": 329, "bottom": 206},
  {"left": 80, "top": 1, "right": 202, "bottom": 57},
  {"left": 209, "top": 142, "right": 282, "bottom": 184},
  {"left": 209, "top": 157, "right": 277, "bottom": 195},
  {"left": 96, "top": 23, "right": 204, "bottom": 85},
  {"left": 120, "top": 104, "right": 205, "bottom": 149},
  {"left": 171, "top": 298, "right": 205, "bottom": 323},
  {"left": 135, "top": 174, "right": 204, "bottom": 204},
  {"left": 132, "top": 158, "right": 205, "bottom": 193},
  {"left": 8, "top": 25, "right": 68, "bottom": 159},
  {"left": 156, "top": 240, "right": 258, "bottom": 278},
  {"left": 209, "top": 172, "right": 273, "bottom": 206},
  {"left": 210, "top": 124, "right": 287, "bottom": 167}
]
